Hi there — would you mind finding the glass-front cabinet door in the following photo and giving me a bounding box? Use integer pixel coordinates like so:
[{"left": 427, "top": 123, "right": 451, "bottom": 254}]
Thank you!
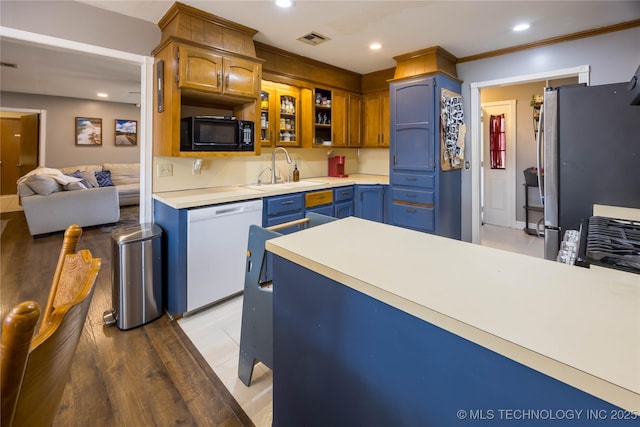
[
  {"left": 277, "top": 88, "right": 299, "bottom": 147},
  {"left": 261, "top": 82, "right": 300, "bottom": 147},
  {"left": 260, "top": 84, "right": 275, "bottom": 147}
]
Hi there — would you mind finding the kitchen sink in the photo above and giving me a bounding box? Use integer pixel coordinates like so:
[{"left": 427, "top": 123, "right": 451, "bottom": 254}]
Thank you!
[{"left": 243, "top": 180, "right": 325, "bottom": 191}]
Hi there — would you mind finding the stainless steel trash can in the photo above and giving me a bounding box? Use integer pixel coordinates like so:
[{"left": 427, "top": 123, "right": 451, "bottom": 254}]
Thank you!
[{"left": 104, "top": 223, "right": 163, "bottom": 330}]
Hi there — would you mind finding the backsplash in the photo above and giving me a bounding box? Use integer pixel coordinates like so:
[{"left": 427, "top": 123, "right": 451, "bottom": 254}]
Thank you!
[{"left": 153, "top": 148, "right": 390, "bottom": 193}]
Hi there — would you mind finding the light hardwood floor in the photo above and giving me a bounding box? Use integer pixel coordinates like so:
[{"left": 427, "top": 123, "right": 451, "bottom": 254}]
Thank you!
[{"left": 0, "top": 207, "right": 253, "bottom": 426}]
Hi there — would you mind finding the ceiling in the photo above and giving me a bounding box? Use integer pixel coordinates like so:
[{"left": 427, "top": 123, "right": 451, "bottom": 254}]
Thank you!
[
  {"left": 1, "top": 1, "right": 639, "bottom": 104},
  {"left": 0, "top": 38, "right": 142, "bottom": 105}
]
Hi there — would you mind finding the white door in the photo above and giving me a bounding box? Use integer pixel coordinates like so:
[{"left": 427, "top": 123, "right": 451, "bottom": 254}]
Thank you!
[{"left": 481, "top": 101, "right": 516, "bottom": 227}]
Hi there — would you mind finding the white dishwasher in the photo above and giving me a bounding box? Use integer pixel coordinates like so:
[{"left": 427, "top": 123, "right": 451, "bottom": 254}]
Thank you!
[{"left": 186, "top": 199, "right": 263, "bottom": 312}]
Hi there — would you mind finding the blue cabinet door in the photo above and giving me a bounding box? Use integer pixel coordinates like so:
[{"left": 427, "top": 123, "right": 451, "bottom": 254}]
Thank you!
[
  {"left": 334, "top": 200, "right": 353, "bottom": 218},
  {"left": 389, "top": 73, "right": 462, "bottom": 240},
  {"left": 355, "top": 185, "right": 384, "bottom": 223},
  {"left": 390, "top": 77, "right": 435, "bottom": 172}
]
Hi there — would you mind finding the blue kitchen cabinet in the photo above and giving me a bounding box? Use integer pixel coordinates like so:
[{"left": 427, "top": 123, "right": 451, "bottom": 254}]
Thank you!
[
  {"left": 333, "top": 186, "right": 354, "bottom": 218},
  {"left": 262, "top": 193, "right": 305, "bottom": 283},
  {"left": 263, "top": 193, "right": 304, "bottom": 232},
  {"left": 154, "top": 200, "right": 189, "bottom": 316},
  {"left": 389, "top": 73, "right": 461, "bottom": 239},
  {"left": 334, "top": 201, "right": 353, "bottom": 218},
  {"left": 354, "top": 185, "right": 385, "bottom": 223},
  {"left": 306, "top": 204, "right": 334, "bottom": 216}
]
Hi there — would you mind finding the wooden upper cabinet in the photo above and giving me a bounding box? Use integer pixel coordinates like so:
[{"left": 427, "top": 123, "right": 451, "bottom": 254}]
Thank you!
[
  {"left": 223, "top": 56, "right": 261, "bottom": 98},
  {"left": 178, "top": 45, "right": 222, "bottom": 92},
  {"left": 348, "top": 92, "right": 362, "bottom": 148},
  {"left": 177, "top": 44, "right": 260, "bottom": 99},
  {"left": 332, "top": 90, "right": 347, "bottom": 147},
  {"left": 363, "top": 90, "right": 390, "bottom": 147},
  {"left": 314, "top": 89, "right": 361, "bottom": 148}
]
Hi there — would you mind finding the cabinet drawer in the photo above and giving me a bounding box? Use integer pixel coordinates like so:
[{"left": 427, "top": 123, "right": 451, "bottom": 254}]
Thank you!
[
  {"left": 265, "top": 211, "right": 305, "bottom": 232},
  {"left": 334, "top": 186, "right": 354, "bottom": 202},
  {"left": 265, "top": 194, "right": 304, "bottom": 217},
  {"left": 391, "top": 173, "right": 435, "bottom": 189},
  {"left": 391, "top": 188, "right": 434, "bottom": 207},
  {"left": 305, "top": 189, "right": 333, "bottom": 208},
  {"left": 392, "top": 203, "right": 434, "bottom": 233},
  {"left": 306, "top": 204, "right": 334, "bottom": 217}
]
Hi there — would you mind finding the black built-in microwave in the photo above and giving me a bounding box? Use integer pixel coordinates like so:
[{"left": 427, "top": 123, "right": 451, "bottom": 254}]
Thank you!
[{"left": 180, "top": 116, "right": 254, "bottom": 152}]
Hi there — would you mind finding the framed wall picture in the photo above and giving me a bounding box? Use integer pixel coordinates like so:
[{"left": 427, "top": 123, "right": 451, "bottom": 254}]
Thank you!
[
  {"left": 114, "top": 119, "right": 138, "bottom": 146},
  {"left": 75, "top": 117, "right": 102, "bottom": 146}
]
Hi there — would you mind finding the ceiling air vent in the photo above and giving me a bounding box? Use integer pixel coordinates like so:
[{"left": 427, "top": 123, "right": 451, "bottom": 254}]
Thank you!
[{"left": 297, "top": 31, "right": 330, "bottom": 46}]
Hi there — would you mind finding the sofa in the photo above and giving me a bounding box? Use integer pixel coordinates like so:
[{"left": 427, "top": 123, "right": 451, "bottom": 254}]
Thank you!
[
  {"left": 17, "top": 163, "right": 139, "bottom": 236},
  {"left": 59, "top": 163, "right": 140, "bottom": 206}
]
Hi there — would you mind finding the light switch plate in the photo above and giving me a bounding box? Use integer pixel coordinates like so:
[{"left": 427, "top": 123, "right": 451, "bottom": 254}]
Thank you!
[{"left": 158, "top": 163, "right": 173, "bottom": 177}]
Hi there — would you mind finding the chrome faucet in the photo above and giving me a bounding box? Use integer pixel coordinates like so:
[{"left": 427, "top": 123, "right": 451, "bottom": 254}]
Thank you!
[{"left": 271, "top": 147, "right": 292, "bottom": 184}]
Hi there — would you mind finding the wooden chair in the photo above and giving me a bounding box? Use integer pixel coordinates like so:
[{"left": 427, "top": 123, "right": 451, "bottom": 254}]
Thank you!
[
  {"left": 40, "top": 224, "right": 83, "bottom": 329},
  {"left": 0, "top": 225, "right": 101, "bottom": 427}
]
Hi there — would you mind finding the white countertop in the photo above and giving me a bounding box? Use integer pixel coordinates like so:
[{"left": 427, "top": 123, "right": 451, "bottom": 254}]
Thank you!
[
  {"left": 266, "top": 217, "right": 640, "bottom": 413},
  {"left": 152, "top": 174, "right": 389, "bottom": 209}
]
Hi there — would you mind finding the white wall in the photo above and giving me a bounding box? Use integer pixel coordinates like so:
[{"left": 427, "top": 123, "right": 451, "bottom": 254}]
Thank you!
[
  {"left": 2, "top": 91, "right": 140, "bottom": 168},
  {"left": 0, "top": 0, "right": 159, "bottom": 55},
  {"left": 456, "top": 27, "right": 640, "bottom": 241}
]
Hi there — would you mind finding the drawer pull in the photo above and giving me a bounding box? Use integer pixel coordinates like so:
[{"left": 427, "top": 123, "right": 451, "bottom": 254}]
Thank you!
[
  {"left": 405, "top": 177, "right": 417, "bottom": 181},
  {"left": 281, "top": 200, "right": 294, "bottom": 205},
  {"left": 339, "top": 191, "right": 350, "bottom": 195}
]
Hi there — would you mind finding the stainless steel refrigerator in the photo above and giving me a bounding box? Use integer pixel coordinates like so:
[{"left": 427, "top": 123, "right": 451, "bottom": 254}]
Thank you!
[{"left": 541, "top": 82, "right": 640, "bottom": 260}]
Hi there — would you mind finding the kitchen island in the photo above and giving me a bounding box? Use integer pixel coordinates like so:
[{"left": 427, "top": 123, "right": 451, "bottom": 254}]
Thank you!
[{"left": 266, "top": 217, "right": 639, "bottom": 426}]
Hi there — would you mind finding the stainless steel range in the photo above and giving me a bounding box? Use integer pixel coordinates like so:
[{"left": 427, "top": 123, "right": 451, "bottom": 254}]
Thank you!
[{"left": 578, "top": 216, "right": 640, "bottom": 274}]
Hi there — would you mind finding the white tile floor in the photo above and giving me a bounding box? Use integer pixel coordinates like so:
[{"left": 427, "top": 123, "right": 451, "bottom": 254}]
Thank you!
[
  {"left": 177, "top": 224, "right": 544, "bottom": 427},
  {"left": 177, "top": 296, "right": 273, "bottom": 427},
  {"left": 481, "top": 223, "right": 545, "bottom": 258}
]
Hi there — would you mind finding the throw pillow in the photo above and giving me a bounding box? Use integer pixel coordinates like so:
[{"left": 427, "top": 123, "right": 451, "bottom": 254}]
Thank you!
[
  {"left": 63, "top": 181, "right": 88, "bottom": 191},
  {"left": 95, "top": 170, "right": 114, "bottom": 187},
  {"left": 81, "top": 171, "right": 99, "bottom": 188},
  {"left": 24, "top": 175, "right": 61, "bottom": 195},
  {"left": 65, "top": 170, "right": 90, "bottom": 188}
]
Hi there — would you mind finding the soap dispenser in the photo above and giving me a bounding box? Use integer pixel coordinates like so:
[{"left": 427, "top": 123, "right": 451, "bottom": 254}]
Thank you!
[{"left": 293, "top": 164, "right": 300, "bottom": 182}]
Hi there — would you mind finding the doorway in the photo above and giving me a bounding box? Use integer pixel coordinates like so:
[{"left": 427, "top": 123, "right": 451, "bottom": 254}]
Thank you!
[
  {"left": 0, "top": 26, "right": 153, "bottom": 223},
  {"left": 481, "top": 100, "right": 516, "bottom": 228},
  {"left": 469, "top": 65, "right": 591, "bottom": 245},
  {"left": 0, "top": 112, "right": 40, "bottom": 195}
]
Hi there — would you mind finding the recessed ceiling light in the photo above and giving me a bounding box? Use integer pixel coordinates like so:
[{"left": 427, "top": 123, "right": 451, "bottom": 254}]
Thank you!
[
  {"left": 513, "top": 23, "right": 530, "bottom": 32},
  {"left": 276, "top": 0, "right": 293, "bottom": 7},
  {"left": 97, "top": 92, "right": 109, "bottom": 98},
  {"left": 369, "top": 43, "right": 382, "bottom": 50}
]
